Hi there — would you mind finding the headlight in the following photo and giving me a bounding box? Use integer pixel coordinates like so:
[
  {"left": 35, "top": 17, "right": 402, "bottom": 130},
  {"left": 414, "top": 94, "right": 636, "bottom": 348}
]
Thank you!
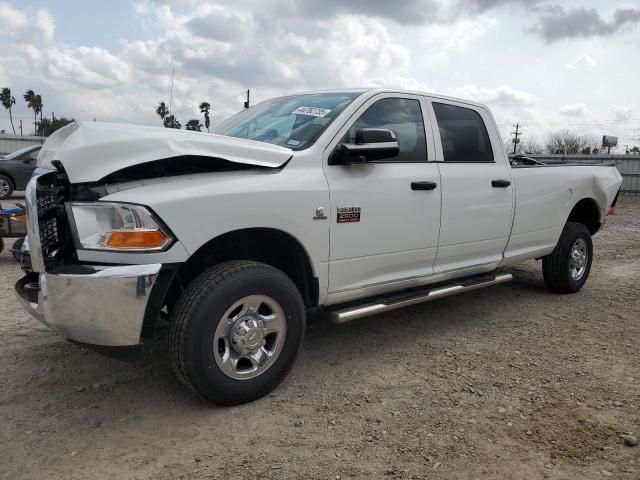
[{"left": 69, "top": 202, "right": 173, "bottom": 252}]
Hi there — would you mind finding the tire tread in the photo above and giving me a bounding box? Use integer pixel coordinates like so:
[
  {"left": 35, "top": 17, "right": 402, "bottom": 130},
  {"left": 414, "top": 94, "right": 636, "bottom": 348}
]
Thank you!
[
  {"left": 168, "top": 260, "right": 299, "bottom": 402},
  {"left": 542, "top": 222, "right": 591, "bottom": 294}
]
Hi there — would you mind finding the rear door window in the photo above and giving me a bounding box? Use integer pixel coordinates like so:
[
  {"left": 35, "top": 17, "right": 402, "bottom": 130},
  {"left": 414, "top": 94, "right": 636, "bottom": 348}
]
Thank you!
[{"left": 432, "top": 102, "right": 493, "bottom": 162}]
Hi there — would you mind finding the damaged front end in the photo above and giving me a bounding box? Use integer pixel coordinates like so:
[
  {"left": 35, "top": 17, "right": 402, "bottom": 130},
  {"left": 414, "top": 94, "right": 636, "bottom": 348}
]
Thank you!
[
  {"left": 15, "top": 168, "right": 165, "bottom": 346},
  {"left": 15, "top": 122, "right": 292, "bottom": 347}
]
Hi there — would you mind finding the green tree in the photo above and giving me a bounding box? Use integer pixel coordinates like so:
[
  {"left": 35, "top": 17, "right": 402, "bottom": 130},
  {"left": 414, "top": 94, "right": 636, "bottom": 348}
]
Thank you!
[
  {"left": 24, "top": 89, "right": 43, "bottom": 135},
  {"left": 36, "top": 117, "right": 75, "bottom": 137},
  {"left": 199, "top": 101, "right": 211, "bottom": 132},
  {"left": 155, "top": 101, "right": 169, "bottom": 124},
  {"left": 0, "top": 87, "right": 16, "bottom": 134},
  {"left": 163, "top": 114, "right": 181, "bottom": 129},
  {"left": 34, "top": 94, "right": 43, "bottom": 126},
  {"left": 185, "top": 119, "right": 203, "bottom": 131}
]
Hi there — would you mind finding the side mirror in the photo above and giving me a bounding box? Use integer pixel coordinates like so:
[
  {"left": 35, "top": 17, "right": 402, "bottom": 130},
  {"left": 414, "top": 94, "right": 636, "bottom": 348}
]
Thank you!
[{"left": 330, "top": 128, "right": 400, "bottom": 165}]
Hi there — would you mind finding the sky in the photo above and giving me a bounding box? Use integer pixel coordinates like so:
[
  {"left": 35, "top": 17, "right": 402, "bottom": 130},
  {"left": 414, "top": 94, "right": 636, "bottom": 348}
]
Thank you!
[{"left": 0, "top": 0, "right": 639, "bottom": 150}]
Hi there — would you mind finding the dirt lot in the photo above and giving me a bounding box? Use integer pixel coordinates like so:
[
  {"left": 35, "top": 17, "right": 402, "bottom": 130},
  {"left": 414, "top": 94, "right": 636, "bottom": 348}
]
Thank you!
[{"left": 1, "top": 196, "right": 638, "bottom": 480}]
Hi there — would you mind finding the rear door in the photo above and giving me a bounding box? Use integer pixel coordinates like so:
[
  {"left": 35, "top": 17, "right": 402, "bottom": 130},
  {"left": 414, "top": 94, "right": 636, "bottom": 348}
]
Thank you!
[
  {"left": 427, "top": 99, "right": 514, "bottom": 273},
  {"left": 324, "top": 93, "right": 441, "bottom": 299}
]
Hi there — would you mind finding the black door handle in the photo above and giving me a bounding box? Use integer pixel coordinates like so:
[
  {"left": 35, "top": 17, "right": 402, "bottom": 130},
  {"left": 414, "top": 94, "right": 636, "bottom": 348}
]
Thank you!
[
  {"left": 492, "top": 179, "right": 511, "bottom": 188},
  {"left": 411, "top": 181, "right": 438, "bottom": 191}
]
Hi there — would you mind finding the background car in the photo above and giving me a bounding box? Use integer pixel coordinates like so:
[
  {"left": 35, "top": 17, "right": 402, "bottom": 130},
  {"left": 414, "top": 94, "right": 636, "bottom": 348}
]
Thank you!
[{"left": 0, "top": 145, "right": 42, "bottom": 199}]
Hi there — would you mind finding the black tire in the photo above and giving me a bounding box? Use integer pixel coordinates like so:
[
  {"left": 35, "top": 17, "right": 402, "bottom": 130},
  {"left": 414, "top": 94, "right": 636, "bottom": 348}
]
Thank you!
[
  {"left": 11, "top": 237, "right": 24, "bottom": 263},
  {"left": 0, "top": 175, "right": 14, "bottom": 200},
  {"left": 169, "top": 260, "right": 306, "bottom": 405},
  {"left": 542, "top": 222, "right": 593, "bottom": 293}
]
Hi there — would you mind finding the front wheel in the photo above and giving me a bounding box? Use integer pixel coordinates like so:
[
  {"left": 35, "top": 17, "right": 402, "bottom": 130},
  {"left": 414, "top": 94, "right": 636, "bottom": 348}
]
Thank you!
[
  {"left": 0, "top": 175, "right": 14, "bottom": 200},
  {"left": 542, "top": 222, "right": 593, "bottom": 293},
  {"left": 169, "top": 261, "right": 306, "bottom": 405}
]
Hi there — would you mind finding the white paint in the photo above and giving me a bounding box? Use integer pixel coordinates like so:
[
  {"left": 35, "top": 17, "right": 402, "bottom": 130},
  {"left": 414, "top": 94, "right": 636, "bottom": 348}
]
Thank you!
[
  {"left": 52, "top": 89, "right": 622, "bottom": 307},
  {"left": 37, "top": 121, "right": 293, "bottom": 183}
]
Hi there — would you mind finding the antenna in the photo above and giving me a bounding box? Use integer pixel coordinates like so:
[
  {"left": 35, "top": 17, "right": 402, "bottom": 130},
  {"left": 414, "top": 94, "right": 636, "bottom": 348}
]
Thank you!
[{"left": 169, "top": 67, "right": 175, "bottom": 115}]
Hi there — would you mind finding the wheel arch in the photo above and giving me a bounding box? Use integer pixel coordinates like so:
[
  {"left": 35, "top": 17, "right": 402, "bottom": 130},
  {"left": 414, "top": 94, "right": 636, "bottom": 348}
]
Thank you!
[
  {"left": 169, "top": 227, "right": 318, "bottom": 310},
  {"left": 566, "top": 197, "right": 601, "bottom": 235}
]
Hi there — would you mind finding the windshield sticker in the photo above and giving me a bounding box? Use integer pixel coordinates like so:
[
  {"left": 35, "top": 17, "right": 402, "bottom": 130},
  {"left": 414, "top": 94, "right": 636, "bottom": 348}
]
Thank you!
[
  {"left": 293, "top": 106, "right": 332, "bottom": 117},
  {"left": 286, "top": 139, "right": 301, "bottom": 146}
]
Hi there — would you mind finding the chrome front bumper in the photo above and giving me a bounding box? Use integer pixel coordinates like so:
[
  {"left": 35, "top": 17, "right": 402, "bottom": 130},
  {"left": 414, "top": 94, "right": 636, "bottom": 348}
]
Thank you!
[
  {"left": 16, "top": 264, "right": 162, "bottom": 346},
  {"left": 15, "top": 174, "right": 162, "bottom": 347}
]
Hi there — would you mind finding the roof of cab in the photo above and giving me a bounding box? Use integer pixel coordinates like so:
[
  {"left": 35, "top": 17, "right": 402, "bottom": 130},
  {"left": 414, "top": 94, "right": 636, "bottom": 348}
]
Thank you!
[{"left": 289, "top": 87, "right": 490, "bottom": 111}]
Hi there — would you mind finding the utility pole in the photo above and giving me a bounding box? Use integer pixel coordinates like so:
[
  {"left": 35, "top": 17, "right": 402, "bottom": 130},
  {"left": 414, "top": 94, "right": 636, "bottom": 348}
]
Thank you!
[
  {"left": 244, "top": 89, "right": 250, "bottom": 109},
  {"left": 511, "top": 122, "right": 521, "bottom": 155},
  {"left": 19, "top": 120, "right": 22, "bottom": 136}
]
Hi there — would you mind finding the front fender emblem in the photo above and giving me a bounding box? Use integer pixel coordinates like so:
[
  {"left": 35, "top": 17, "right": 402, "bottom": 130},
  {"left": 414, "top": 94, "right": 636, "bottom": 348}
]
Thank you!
[
  {"left": 337, "top": 206, "right": 361, "bottom": 223},
  {"left": 313, "top": 207, "right": 327, "bottom": 220}
]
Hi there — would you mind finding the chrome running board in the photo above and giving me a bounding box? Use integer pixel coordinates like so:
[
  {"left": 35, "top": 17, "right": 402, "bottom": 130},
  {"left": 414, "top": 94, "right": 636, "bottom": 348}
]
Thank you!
[{"left": 330, "top": 273, "right": 513, "bottom": 324}]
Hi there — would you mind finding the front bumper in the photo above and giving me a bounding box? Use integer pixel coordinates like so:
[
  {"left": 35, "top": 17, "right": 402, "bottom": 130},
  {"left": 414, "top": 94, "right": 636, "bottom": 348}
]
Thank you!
[
  {"left": 15, "top": 173, "right": 165, "bottom": 347},
  {"left": 16, "top": 263, "right": 162, "bottom": 346}
]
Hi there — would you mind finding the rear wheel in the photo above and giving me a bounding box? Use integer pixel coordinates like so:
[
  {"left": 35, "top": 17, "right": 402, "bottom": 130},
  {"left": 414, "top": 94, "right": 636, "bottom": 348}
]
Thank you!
[
  {"left": 542, "top": 222, "right": 593, "bottom": 293},
  {"left": 0, "top": 175, "right": 14, "bottom": 199},
  {"left": 169, "top": 261, "right": 306, "bottom": 405}
]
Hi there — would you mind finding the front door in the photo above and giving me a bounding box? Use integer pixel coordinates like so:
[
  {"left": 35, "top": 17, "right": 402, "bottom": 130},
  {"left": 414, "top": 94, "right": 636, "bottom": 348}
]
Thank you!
[
  {"left": 324, "top": 94, "right": 441, "bottom": 299},
  {"left": 427, "top": 100, "right": 514, "bottom": 273}
]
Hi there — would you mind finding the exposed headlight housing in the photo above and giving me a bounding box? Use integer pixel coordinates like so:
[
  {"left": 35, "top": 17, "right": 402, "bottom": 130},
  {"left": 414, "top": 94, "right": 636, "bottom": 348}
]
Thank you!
[{"left": 69, "top": 202, "right": 173, "bottom": 252}]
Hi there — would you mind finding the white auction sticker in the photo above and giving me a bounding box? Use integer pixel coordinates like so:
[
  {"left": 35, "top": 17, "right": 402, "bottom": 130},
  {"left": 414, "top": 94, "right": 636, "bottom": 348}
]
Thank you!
[{"left": 293, "top": 106, "right": 332, "bottom": 117}]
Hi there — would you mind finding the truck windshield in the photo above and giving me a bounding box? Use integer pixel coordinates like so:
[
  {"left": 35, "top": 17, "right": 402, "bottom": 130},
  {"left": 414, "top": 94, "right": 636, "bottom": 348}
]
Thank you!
[{"left": 213, "top": 92, "right": 363, "bottom": 150}]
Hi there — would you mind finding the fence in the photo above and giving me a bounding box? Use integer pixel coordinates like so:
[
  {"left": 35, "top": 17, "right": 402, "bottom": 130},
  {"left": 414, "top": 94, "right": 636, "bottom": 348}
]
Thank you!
[
  {"left": 508, "top": 154, "right": 640, "bottom": 194},
  {"left": 0, "top": 134, "right": 46, "bottom": 156}
]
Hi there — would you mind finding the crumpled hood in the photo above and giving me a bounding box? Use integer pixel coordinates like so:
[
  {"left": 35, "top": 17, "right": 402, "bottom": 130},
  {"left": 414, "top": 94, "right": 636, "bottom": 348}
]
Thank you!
[{"left": 37, "top": 121, "right": 293, "bottom": 184}]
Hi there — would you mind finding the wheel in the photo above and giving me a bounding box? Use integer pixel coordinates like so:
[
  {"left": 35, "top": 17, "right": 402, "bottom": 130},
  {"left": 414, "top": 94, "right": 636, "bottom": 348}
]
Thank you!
[
  {"left": 169, "top": 260, "right": 306, "bottom": 405},
  {"left": 542, "top": 222, "right": 593, "bottom": 293},
  {"left": 11, "top": 237, "right": 24, "bottom": 263},
  {"left": 0, "top": 175, "right": 14, "bottom": 199}
]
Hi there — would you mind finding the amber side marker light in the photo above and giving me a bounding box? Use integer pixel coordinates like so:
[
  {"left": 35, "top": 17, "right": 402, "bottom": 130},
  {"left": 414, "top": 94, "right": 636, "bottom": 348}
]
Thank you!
[{"left": 106, "top": 230, "right": 168, "bottom": 249}]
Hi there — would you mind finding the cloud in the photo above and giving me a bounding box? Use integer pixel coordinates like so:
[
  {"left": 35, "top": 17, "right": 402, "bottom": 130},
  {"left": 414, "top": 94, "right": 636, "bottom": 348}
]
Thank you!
[
  {"left": 566, "top": 53, "right": 596, "bottom": 70},
  {"left": 14, "top": 45, "right": 131, "bottom": 89},
  {"left": 0, "top": 1, "right": 54, "bottom": 43},
  {"left": 460, "top": 0, "right": 543, "bottom": 12},
  {"left": 558, "top": 103, "right": 589, "bottom": 116},
  {"left": 421, "top": 15, "right": 497, "bottom": 51},
  {"left": 449, "top": 85, "right": 535, "bottom": 107},
  {"left": 281, "top": 0, "right": 444, "bottom": 25},
  {"left": 530, "top": 5, "right": 640, "bottom": 42},
  {"left": 612, "top": 106, "right": 632, "bottom": 121},
  {"left": 186, "top": 5, "right": 254, "bottom": 41}
]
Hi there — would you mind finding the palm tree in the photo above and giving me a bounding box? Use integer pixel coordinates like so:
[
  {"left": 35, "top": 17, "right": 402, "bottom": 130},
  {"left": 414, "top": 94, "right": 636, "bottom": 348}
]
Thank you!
[
  {"left": 0, "top": 88, "right": 16, "bottom": 134},
  {"left": 163, "top": 115, "right": 181, "bottom": 129},
  {"left": 185, "top": 119, "right": 203, "bottom": 131},
  {"left": 199, "top": 102, "right": 211, "bottom": 132},
  {"left": 24, "top": 89, "right": 43, "bottom": 135},
  {"left": 34, "top": 94, "right": 43, "bottom": 128},
  {"left": 155, "top": 101, "right": 169, "bottom": 124}
]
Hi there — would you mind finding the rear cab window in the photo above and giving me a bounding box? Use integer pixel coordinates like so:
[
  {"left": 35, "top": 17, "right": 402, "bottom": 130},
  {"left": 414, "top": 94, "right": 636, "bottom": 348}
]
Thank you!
[{"left": 432, "top": 102, "right": 494, "bottom": 163}]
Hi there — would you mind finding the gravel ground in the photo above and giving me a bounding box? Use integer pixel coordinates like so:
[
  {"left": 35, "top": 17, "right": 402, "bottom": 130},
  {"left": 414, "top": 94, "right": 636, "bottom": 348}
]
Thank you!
[{"left": 1, "top": 195, "right": 638, "bottom": 480}]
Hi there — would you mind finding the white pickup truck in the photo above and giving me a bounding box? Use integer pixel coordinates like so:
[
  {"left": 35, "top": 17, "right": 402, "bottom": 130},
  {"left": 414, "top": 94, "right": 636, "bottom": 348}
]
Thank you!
[{"left": 15, "top": 89, "right": 622, "bottom": 405}]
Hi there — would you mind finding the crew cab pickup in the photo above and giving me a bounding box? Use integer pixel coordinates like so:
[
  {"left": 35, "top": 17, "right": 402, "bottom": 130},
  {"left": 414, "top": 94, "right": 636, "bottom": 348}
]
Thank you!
[{"left": 15, "top": 89, "right": 622, "bottom": 405}]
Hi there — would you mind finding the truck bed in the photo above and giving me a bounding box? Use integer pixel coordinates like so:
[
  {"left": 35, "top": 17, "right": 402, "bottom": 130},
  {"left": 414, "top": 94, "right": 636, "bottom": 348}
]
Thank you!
[{"left": 511, "top": 155, "right": 618, "bottom": 168}]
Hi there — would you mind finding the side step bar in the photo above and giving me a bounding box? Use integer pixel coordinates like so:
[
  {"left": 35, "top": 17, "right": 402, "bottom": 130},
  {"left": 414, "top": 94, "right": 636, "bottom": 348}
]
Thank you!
[{"left": 331, "top": 273, "right": 513, "bottom": 324}]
